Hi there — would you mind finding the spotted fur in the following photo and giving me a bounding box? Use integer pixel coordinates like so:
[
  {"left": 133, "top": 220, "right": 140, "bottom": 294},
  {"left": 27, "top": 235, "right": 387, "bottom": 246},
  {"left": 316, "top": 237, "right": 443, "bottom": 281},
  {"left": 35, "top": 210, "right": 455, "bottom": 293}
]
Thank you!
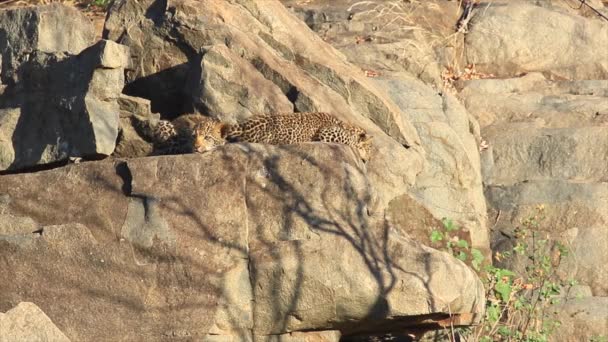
[
  {"left": 151, "top": 114, "right": 225, "bottom": 155},
  {"left": 223, "top": 112, "right": 373, "bottom": 161}
]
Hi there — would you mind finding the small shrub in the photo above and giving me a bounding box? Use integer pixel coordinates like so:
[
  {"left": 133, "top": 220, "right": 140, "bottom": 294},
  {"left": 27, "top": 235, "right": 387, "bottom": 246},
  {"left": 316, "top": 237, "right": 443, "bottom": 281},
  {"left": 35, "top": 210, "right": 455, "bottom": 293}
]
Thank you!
[{"left": 431, "top": 206, "right": 575, "bottom": 342}]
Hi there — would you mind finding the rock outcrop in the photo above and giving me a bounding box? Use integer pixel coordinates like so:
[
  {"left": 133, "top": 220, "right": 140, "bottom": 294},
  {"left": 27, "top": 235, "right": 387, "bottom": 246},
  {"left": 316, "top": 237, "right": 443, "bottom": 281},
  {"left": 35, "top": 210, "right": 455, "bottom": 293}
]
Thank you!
[
  {"left": 285, "top": 0, "right": 608, "bottom": 340},
  {"left": 0, "top": 5, "right": 130, "bottom": 171},
  {"left": 0, "top": 145, "right": 484, "bottom": 340},
  {"left": 103, "top": 0, "right": 427, "bottom": 214},
  {"left": 460, "top": 7, "right": 608, "bottom": 341},
  {"left": 465, "top": 2, "right": 608, "bottom": 79},
  {"left": 8, "top": 0, "right": 605, "bottom": 340},
  {"left": 281, "top": 0, "right": 489, "bottom": 254}
]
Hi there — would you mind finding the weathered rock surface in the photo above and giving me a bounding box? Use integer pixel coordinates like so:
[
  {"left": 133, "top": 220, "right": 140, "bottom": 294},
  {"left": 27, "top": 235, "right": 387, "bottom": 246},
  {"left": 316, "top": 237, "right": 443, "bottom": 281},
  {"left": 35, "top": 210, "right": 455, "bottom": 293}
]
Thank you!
[
  {"left": 374, "top": 74, "right": 489, "bottom": 254},
  {"left": 283, "top": 0, "right": 461, "bottom": 89},
  {"left": 0, "top": 144, "right": 484, "bottom": 340},
  {"left": 464, "top": 72, "right": 608, "bottom": 297},
  {"left": 113, "top": 94, "right": 155, "bottom": 158},
  {"left": 465, "top": 1, "right": 608, "bottom": 79},
  {"left": 277, "top": 0, "right": 491, "bottom": 254},
  {"left": 0, "top": 302, "right": 71, "bottom": 342},
  {"left": 268, "top": 330, "right": 341, "bottom": 342},
  {"left": 460, "top": 72, "right": 608, "bottom": 128},
  {"left": 550, "top": 297, "right": 608, "bottom": 342},
  {"left": 190, "top": 44, "right": 294, "bottom": 124},
  {"left": 0, "top": 3, "right": 95, "bottom": 84},
  {"left": 103, "top": 0, "right": 426, "bottom": 211},
  {"left": 459, "top": 57, "right": 607, "bottom": 340},
  {"left": 0, "top": 5, "right": 130, "bottom": 171},
  {"left": 9, "top": 0, "right": 607, "bottom": 340}
]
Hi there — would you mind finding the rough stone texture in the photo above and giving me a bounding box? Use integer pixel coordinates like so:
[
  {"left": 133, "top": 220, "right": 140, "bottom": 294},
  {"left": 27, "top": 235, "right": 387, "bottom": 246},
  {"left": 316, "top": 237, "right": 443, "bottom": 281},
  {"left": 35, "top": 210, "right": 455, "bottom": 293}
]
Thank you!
[
  {"left": 374, "top": 73, "right": 488, "bottom": 253},
  {"left": 0, "top": 302, "right": 71, "bottom": 342},
  {"left": 487, "top": 182, "right": 608, "bottom": 295},
  {"left": 190, "top": 44, "right": 294, "bottom": 123},
  {"left": 274, "top": 1, "right": 490, "bottom": 254},
  {"left": 482, "top": 126, "right": 608, "bottom": 185},
  {"left": 282, "top": 0, "right": 463, "bottom": 89},
  {"left": 103, "top": 0, "right": 425, "bottom": 210},
  {"left": 460, "top": 73, "right": 608, "bottom": 128},
  {"left": 0, "top": 5, "right": 130, "bottom": 171},
  {"left": 0, "top": 40, "right": 129, "bottom": 171},
  {"left": 0, "top": 144, "right": 484, "bottom": 340},
  {"left": 260, "top": 330, "right": 341, "bottom": 342},
  {"left": 0, "top": 4, "right": 95, "bottom": 84},
  {"left": 549, "top": 297, "right": 608, "bottom": 342},
  {"left": 465, "top": 1, "right": 608, "bottom": 80},
  {"left": 457, "top": 66, "right": 608, "bottom": 299},
  {"left": 451, "top": 5, "right": 608, "bottom": 335},
  {"left": 113, "top": 95, "right": 154, "bottom": 158}
]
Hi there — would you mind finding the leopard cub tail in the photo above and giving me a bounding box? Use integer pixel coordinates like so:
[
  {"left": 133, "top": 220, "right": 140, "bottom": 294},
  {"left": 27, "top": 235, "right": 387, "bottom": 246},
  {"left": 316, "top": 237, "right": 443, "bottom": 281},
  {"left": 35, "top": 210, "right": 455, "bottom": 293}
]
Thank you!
[{"left": 134, "top": 117, "right": 177, "bottom": 144}]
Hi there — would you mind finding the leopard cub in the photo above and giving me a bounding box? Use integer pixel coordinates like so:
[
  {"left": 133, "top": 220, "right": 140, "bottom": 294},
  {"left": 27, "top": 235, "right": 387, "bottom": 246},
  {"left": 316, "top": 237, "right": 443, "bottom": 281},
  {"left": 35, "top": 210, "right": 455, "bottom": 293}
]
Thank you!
[
  {"left": 223, "top": 112, "right": 373, "bottom": 161},
  {"left": 146, "top": 114, "right": 226, "bottom": 155}
]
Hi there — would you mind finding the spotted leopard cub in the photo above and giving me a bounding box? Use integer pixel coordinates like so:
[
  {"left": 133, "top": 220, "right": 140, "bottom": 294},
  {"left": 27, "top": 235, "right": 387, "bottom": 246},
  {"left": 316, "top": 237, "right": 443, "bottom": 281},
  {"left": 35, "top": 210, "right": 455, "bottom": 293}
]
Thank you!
[
  {"left": 223, "top": 112, "right": 373, "bottom": 161},
  {"left": 150, "top": 114, "right": 225, "bottom": 155}
]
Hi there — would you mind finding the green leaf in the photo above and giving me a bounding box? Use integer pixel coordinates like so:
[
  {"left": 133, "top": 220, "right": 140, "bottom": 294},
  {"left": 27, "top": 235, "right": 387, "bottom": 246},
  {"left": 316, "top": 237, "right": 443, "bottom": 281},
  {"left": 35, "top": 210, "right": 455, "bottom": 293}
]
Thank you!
[
  {"left": 430, "top": 230, "right": 443, "bottom": 243},
  {"left": 457, "top": 239, "right": 470, "bottom": 249},
  {"left": 495, "top": 280, "right": 512, "bottom": 302},
  {"left": 498, "top": 326, "right": 513, "bottom": 337},
  {"left": 486, "top": 304, "right": 500, "bottom": 323},
  {"left": 456, "top": 251, "right": 467, "bottom": 261},
  {"left": 514, "top": 296, "right": 527, "bottom": 310},
  {"left": 495, "top": 268, "right": 516, "bottom": 279},
  {"left": 514, "top": 242, "right": 526, "bottom": 255},
  {"left": 471, "top": 248, "right": 484, "bottom": 271},
  {"left": 442, "top": 218, "right": 458, "bottom": 232}
]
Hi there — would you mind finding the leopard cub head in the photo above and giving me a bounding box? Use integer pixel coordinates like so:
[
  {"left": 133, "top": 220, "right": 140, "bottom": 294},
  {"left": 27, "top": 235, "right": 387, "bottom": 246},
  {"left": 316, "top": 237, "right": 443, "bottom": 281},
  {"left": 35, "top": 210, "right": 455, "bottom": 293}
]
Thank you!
[
  {"left": 355, "top": 131, "right": 373, "bottom": 162},
  {"left": 190, "top": 119, "right": 226, "bottom": 153}
]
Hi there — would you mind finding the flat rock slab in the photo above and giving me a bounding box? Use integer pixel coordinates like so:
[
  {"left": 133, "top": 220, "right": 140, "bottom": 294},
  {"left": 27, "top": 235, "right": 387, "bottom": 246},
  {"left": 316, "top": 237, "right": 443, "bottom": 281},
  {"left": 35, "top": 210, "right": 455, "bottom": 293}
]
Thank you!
[
  {"left": 0, "top": 144, "right": 484, "bottom": 340},
  {"left": 0, "top": 302, "right": 71, "bottom": 342},
  {"left": 466, "top": 1, "right": 608, "bottom": 79}
]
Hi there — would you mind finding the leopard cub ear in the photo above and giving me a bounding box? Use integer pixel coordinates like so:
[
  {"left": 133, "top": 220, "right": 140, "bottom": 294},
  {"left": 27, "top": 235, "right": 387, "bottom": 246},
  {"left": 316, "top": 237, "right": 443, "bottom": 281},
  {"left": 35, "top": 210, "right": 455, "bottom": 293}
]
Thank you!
[
  {"left": 214, "top": 122, "right": 228, "bottom": 137},
  {"left": 358, "top": 132, "right": 373, "bottom": 143}
]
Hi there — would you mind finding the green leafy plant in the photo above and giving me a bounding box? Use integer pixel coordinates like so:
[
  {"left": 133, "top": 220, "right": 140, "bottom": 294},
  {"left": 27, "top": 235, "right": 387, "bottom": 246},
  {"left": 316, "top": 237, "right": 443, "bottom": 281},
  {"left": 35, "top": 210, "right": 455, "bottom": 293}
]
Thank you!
[
  {"left": 430, "top": 206, "right": 576, "bottom": 342},
  {"left": 430, "top": 218, "right": 484, "bottom": 271},
  {"left": 79, "top": 0, "right": 113, "bottom": 10}
]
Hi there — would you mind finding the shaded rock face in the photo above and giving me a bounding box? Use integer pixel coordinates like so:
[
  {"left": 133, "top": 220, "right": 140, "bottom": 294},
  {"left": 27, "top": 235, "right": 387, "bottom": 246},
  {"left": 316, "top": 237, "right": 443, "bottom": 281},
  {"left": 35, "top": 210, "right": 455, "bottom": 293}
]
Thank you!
[
  {"left": 549, "top": 297, "right": 608, "bottom": 342},
  {"left": 0, "top": 5, "right": 130, "bottom": 171},
  {"left": 0, "top": 144, "right": 485, "bottom": 340},
  {"left": 463, "top": 73, "right": 608, "bottom": 298},
  {"left": 113, "top": 94, "right": 155, "bottom": 158},
  {"left": 375, "top": 75, "right": 489, "bottom": 254},
  {"left": 191, "top": 44, "right": 295, "bottom": 124},
  {"left": 0, "top": 3, "right": 95, "bottom": 83}
]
